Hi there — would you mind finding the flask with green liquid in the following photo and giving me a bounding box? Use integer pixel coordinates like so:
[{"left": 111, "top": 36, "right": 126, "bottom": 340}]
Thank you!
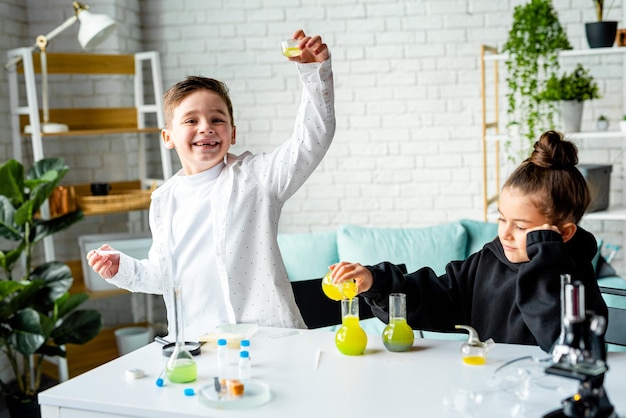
[
  {"left": 165, "top": 286, "right": 197, "bottom": 383},
  {"left": 335, "top": 297, "right": 368, "bottom": 355},
  {"left": 382, "top": 293, "right": 414, "bottom": 352}
]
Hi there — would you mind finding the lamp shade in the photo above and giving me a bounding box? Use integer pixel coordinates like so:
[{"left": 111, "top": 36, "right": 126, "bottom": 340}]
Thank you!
[{"left": 77, "top": 10, "right": 117, "bottom": 50}]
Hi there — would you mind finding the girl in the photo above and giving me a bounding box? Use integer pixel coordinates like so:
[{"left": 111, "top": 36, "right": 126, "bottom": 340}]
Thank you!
[{"left": 329, "top": 131, "right": 608, "bottom": 352}]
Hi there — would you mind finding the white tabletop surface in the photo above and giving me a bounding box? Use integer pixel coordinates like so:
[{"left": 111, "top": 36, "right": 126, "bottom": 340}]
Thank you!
[{"left": 39, "top": 326, "right": 626, "bottom": 418}]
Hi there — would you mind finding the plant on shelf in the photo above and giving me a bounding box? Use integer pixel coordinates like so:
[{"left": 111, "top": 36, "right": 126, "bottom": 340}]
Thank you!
[
  {"left": 0, "top": 158, "right": 102, "bottom": 417},
  {"left": 593, "top": 0, "right": 616, "bottom": 21},
  {"left": 539, "top": 64, "right": 600, "bottom": 102},
  {"left": 538, "top": 64, "right": 600, "bottom": 132},
  {"left": 502, "top": 0, "right": 572, "bottom": 162},
  {"left": 620, "top": 115, "right": 626, "bottom": 132},
  {"left": 597, "top": 115, "right": 609, "bottom": 131},
  {"left": 586, "top": 0, "right": 618, "bottom": 48}
]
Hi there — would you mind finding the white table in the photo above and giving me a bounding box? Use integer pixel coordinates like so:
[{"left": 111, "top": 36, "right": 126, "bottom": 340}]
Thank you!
[{"left": 39, "top": 327, "right": 626, "bottom": 418}]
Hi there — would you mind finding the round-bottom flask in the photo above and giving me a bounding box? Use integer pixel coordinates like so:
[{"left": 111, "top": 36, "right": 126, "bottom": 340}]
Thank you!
[
  {"left": 382, "top": 293, "right": 414, "bottom": 352},
  {"left": 335, "top": 298, "right": 367, "bottom": 355},
  {"left": 165, "top": 286, "right": 197, "bottom": 383}
]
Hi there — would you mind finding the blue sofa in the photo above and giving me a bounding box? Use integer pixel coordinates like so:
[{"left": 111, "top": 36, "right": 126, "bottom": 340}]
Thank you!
[
  {"left": 278, "top": 219, "right": 498, "bottom": 338},
  {"left": 278, "top": 219, "right": 626, "bottom": 349}
]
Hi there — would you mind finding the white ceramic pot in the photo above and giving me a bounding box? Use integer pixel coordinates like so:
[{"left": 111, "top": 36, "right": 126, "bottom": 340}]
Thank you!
[
  {"left": 620, "top": 121, "right": 626, "bottom": 132},
  {"left": 597, "top": 119, "right": 609, "bottom": 131},
  {"left": 560, "top": 100, "right": 583, "bottom": 133}
]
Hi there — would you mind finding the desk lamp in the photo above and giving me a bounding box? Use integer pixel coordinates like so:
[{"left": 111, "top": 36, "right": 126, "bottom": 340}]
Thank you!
[{"left": 7, "top": 1, "right": 117, "bottom": 134}]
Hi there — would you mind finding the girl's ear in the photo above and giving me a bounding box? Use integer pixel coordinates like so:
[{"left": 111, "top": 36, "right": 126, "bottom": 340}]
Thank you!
[
  {"left": 231, "top": 126, "right": 237, "bottom": 145},
  {"left": 162, "top": 129, "right": 175, "bottom": 149},
  {"left": 560, "top": 222, "right": 577, "bottom": 243}
]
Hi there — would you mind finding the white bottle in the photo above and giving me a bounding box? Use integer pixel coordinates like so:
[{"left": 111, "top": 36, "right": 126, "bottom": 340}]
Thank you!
[
  {"left": 217, "top": 338, "right": 228, "bottom": 377},
  {"left": 238, "top": 350, "right": 251, "bottom": 380},
  {"left": 240, "top": 339, "right": 250, "bottom": 356}
]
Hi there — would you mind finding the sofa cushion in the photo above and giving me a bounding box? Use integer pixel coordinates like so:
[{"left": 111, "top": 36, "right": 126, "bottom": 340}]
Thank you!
[
  {"left": 336, "top": 223, "right": 467, "bottom": 275},
  {"left": 277, "top": 230, "right": 338, "bottom": 282},
  {"left": 459, "top": 219, "right": 498, "bottom": 257}
]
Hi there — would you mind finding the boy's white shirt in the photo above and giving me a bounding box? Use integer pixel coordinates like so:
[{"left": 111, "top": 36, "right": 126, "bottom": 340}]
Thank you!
[{"left": 108, "top": 58, "right": 335, "bottom": 339}]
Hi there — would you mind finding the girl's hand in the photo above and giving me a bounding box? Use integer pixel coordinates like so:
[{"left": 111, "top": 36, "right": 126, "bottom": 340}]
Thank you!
[
  {"left": 289, "top": 29, "right": 329, "bottom": 63},
  {"left": 329, "top": 261, "right": 374, "bottom": 294},
  {"left": 86, "top": 244, "right": 120, "bottom": 279},
  {"left": 527, "top": 223, "right": 560, "bottom": 235}
]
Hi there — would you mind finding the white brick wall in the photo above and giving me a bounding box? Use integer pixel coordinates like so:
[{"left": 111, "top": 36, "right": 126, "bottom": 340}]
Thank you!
[{"left": 1, "top": 0, "right": 625, "bottom": 269}]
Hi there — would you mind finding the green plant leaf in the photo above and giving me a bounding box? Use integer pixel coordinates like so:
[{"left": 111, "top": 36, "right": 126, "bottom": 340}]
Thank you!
[
  {"left": 502, "top": 0, "right": 572, "bottom": 161},
  {"left": 0, "top": 160, "right": 24, "bottom": 207},
  {"left": 538, "top": 63, "right": 600, "bottom": 101},
  {"left": 32, "top": 210, "right": 84, "bottom": 244},
  {"left": 9, "top": 308, "right": 45, "bottom": 355},
  {"left": 51, "top": 310, "right": 102, "bottom": 345}
]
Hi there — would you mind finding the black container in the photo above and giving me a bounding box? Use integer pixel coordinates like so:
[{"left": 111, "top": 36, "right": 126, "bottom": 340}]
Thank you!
[
  {"left": 579, "top": 164, "right": 612, "bottom": 212},
  {"left": 585, "top": 21, "right": 618, "bottom": 48}
]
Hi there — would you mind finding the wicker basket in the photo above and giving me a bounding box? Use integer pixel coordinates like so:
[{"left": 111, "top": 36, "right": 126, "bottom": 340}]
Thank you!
[{"left": 76, "top": 187, "right": 154, "bottom": 215}]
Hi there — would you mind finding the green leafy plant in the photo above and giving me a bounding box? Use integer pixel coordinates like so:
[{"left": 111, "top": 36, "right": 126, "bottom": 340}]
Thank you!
[
  {"left": 502, "top": 0, "right": 572, "bottom": 162},
  {"left": 593, "top": 0, "right": 616, "bottom": 21},
  {"left": 0, "top": 158, "right": 101, "bottom": 405},
  {"left": 598, "top": 115, "right": 608, "bottom": 121},
  {"left": 538, "top": 64, "right": 601, "bottom": 102}
]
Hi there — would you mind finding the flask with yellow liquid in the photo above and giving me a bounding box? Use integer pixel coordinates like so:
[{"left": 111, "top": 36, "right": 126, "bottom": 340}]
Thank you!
[
  {"left": 335, "top": 297, "right": 368, "bottom": 355},
  {"left": 321, "top": 271, "right": 358, "bottom": 301},
  {"left": 281, "top": 39, "right": 302, "bottom": 57},
  {"left": 382, "top": 293, "right": 414, "bottom": 352},
  {"left": 455, "top": 325, "right": 494, "bottom": 366}
]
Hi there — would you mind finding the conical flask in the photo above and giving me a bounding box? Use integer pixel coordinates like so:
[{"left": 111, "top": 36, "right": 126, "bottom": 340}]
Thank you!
[
  {"left": 382, "top": 293, "right": 414, "bottom": 352},
  {"left": 165, "top": 285, "right": 197, "bottom": 383},
  {"left": 335, "top": 297, "right": 367, "bottom": 355}
]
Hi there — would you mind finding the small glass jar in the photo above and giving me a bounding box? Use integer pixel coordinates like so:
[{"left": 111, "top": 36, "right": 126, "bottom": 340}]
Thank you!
[{"left": 322, "top": 271, "right": 358, "bottom": 301}]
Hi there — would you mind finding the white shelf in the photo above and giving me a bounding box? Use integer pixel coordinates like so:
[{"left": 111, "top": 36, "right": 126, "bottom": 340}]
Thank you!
[
  {"left": 584, "top": 207, "right": 626, "bottom": 221},
  {"left": 567, "top": 131, "right": 626, "bottom": 139},
  {"left": 483, "top": 46, "right": 626, "bottom": 61}
]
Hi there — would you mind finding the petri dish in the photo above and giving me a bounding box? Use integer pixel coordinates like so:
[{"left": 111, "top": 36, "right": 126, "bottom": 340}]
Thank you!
[{"left": 198, "top": 379, "right": 271, "bottom": 409}]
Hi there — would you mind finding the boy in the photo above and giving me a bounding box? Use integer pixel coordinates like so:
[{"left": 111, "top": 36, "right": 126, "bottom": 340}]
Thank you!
[{"left": 88, "top": 30, "right": 335, "bottom": 339}]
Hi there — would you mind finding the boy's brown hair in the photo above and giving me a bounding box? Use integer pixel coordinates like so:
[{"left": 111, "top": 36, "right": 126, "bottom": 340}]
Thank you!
[{"left": 162, "top": 76, "right": 234, "bottom": 129}]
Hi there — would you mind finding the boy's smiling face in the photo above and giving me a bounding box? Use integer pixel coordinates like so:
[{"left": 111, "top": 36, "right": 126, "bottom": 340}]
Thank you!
[{"left": 162, "top": 89, "right": 236, "bottom": 175}]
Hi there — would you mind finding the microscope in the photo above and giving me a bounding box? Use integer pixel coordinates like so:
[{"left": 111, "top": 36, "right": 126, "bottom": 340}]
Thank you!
[{"left": 543, "top": 275, "right": 618, "bottom": 418}]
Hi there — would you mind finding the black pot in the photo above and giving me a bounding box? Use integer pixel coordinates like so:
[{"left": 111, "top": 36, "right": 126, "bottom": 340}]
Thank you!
[
  {"left": 5, "top": 393, "right": 40, "bottom": 418},
  {"left": 585, "top": 21, "right": 618, "bottom": 48}
]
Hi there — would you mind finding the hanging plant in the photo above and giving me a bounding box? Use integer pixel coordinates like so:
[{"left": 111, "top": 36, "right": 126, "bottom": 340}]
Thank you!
[{"left": 502, "top": 0, "right": 572, "bottom": 162}]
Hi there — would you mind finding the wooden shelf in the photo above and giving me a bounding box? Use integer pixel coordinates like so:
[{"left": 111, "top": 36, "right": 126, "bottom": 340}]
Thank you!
[{"left": 60, "top": 180, "right": 156, "bottom": 216}]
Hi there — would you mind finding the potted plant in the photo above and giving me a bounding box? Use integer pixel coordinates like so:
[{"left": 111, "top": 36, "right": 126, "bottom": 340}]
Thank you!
[
  {"left": 586, "top": 0, "right": 618, "bottom": 48},
  {"left": 620, "top": 115, "right": 626, "bottom": 132},
  {"left": 597, "top": 115, "right": 609, "bottom": 131},
  {"left": 0, "top": 158, "right": 102, "bottom": 418},
  {"left": 538, "top": 64, "right": 601, "bottom": 132},
  {"left": 502, "top": 0, "right": 572, "bottom": 161}
]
